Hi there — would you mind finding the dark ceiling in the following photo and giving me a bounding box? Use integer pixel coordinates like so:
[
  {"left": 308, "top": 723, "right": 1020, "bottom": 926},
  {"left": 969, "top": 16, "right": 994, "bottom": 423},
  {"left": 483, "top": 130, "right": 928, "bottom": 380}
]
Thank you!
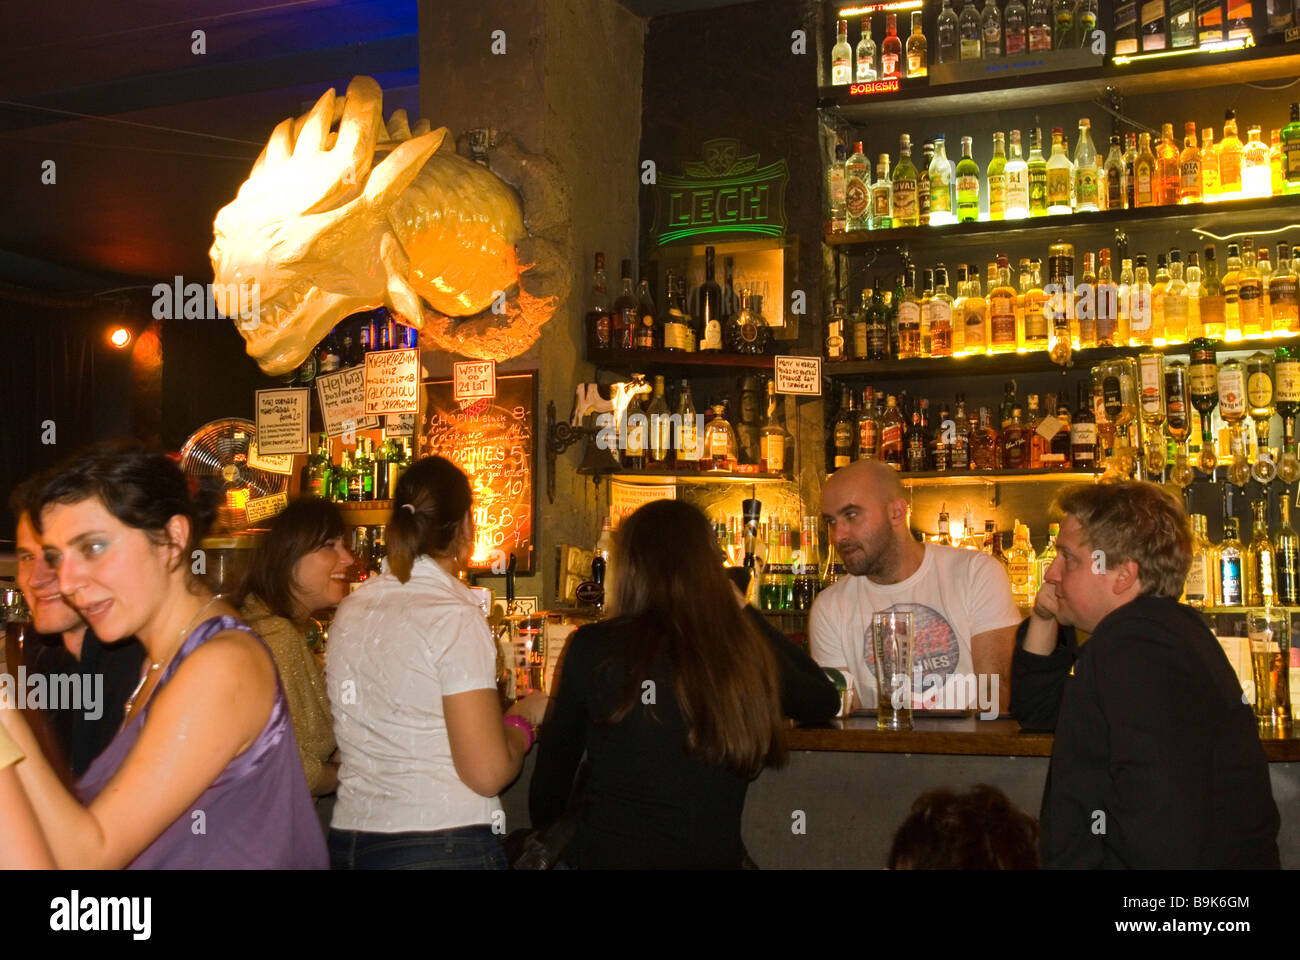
[{"left": 0, "top": 0, "right": 741, "bottom": 294}]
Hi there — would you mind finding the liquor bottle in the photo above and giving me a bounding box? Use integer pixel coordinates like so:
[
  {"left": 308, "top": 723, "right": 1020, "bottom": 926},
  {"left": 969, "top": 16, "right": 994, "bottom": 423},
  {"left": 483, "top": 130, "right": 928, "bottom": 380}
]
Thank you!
[
  {"left": 1271, "top": 129, "right": 1285, "bottom": 197},
  {"left": 1123, "top": 132, "right": 1139, "bottom": 209},
  {"left": 697, "top": 249, "right": 724, "bottom": 351},
  {"left": 1188, "top": 336, "right": 1220, "bottom": 473},
  {"left": 1246, "top": 351, "right": 1275, "bottom": 475},
  {"left": 989, "top": 255, "right": 1018, "bottom": 352},
  {"left": 704, "top": 403, "right": 737, "bottom": 471},
  {"left": 342, "top": 447, "right": 362, "bottom": 501},
  {"left": 1150, "top": 253, "right": 1169, "bottom": 345},
  {"left": 303, "top": 433, "right": 332, "bottom": 499},
  {"left": 1141, "top": 0, "right": 1168, "bottom": 48},
  {"left": 1199, "top": 0, "right": 1226, "bottom": 42},
  {"left": 1218, "top": 110, "right": 1243, "bottom": 202},
  {"left": 1220, "top": 355, "right": 1249, "bottom": 482},
  {"left": 1277, "top": 344, "right": 1300, "bottom": 482},
  {"left": 1169, "top": 0, "right": 1198, "bottom": 42},
  {"left": 645, "top": 376, "right": 673, "bottom": 469},
  {"left": 931, "top": 401, "right": 952, "bottom": 471},
  {"left": 1184, "top": 514, "right": 1212, "bottom": 606},
  {"left": 1036, "top": 522, "right": 1059, "bottom": 591},
  {"left": 919, "top": 142, "right": 934, "bottom": 226},
  {"left": 612, "top": 259, "right": 638, "bottom": 350},
  {"left": 663, "top": 270, "right": 694, "bottom": 352},
  {"left": 1157, "top": 123, "right": 1180, "bottom": 205},
  {"left": 1185, "top": 250, "right": 1203, "bottom": 339},
  {"left": 586, "top": 253, "right": 612, "bottom": 349},
  {"left": 867, "top": 283, "right": 890, "bottom": 360},
  {"left": 1073, "top": 119, "right": 1099, "bottom": 213},
  {"left": 858, "top": 386, "right": 880, "bottom": 461},
  {"left": 1219, "top": 515, "right": 1245, "bottom": 606},
  {"left": 960, "top": 0, "right": 984, "bottom": 57},
  {"left": 636, "top": 275, "right": 657, "bottom": 349},
  {"left": 1239, "top": 240, "right": 1263, "bottom": 337},
  {"left": 1096, "top": 248, "right": 1119, "bottom": 346},
  {"left": 856, "top": 15, "right": 878, "bottom": 82},
  {"left": 1029, "top": 0, "right": 1054, "bottom": 48},
  {"left": 1201, "top": 245, "right": 1226, "bottom": 338},
  {"left": 850, "top": 289, "right": 869, "bottom": 360},
  {"left": 1004, "top": 130, "right": 1030, "bottom": 219},
  {"left": 828, "top": 144, "right": 847, "bottom": 234},
  {"left": 1242, "top": 125, "right": 1271, "bottom": 199},
  {"left": 1247, "top": 500, "right": 1277, "bottom": 606},
  {"left": 898, "top": 265, "right": 923, "bottom": 358},
  {"left": 760, "top": 380, "right": 788, "bottom": 474},
  {"left": 1166, "top": 358, "right": 1192, "bottom": 478},
  {"left": 892, "top": 136, "right": 920, "bottom": 226},
  {"left": 881, "top": 395, "right": 906, "bottom": 468},
  {"left": 970, "top": 408, "right": 997, "bottom": 468},
  {"left": 881, "top": 13, "right": 903, "bottom": 78},
  {"left": 963, "top": 263, "right": 989, "bottom": 354},
  {"left": 677, "top": 379, "right": 701, "bottom": 469},
  {"left": 987, "top": 132, "right": 1008, "bottom": 220},
  {"left": 937, "top": 0, "right": 961, "bottom": 61},
  {"left": 1046, "top": 241, "right": 1075, "bottom": 362},
  {"left": 1227, "top": 0, "right": 1253, "bottom": 39},
  {"left": 1277, "top": 496, "right": 1300, "bottom": 605},
  {"left": 1117, "top": 256, "right": 1135, "bottom": 345},
  {"left": 1258, "top": 245, "right": 1275, "bottom": 333},
  {"left": 1165, "top": 249, "right": 1189, "bottom": 343},
  {"left": 1271, "top": 242, "right": 1299, "bottom": 331},
  {"left": 905, "top": 402, "right": 931, "bottom": 472},
  {"left": 1007, "top": 521, "right": 1037, "bottom": 605},
  {"left": 825, "top": 297, "right": 848, "bottom": 361},
  {"left": 355, "top": 438, "right": 375, "bottom": 501},
  {"left": 1116, "top": 0, "right": 1139, "bottom": 52},
  {"left": 846, "top": 141, "right": 871, "bottom": 232},
  {"left": 1222, "top": 241, "right": 1243, "bottom": 338},
  {"left": 1049, "top": 393, "right": 1074, "bottom": 467},
  {"left": 623, "top": 385, "right": 648, "bottom": 470},
  {"left": 937, "top": 507, "right": 955, "bottom": 546},
  {"left": 1054, "top": 0, "right": 1077, "bottom": 45},
  {"left": 832, "top": 19, "right": 852, "bottom": 84},
  {"left": 952, "top": 265, "right": 969, "bottom": 354},
  {"left": 1077, "top": 0, "right": 1100, "bottom": 44},
  {"left": 1200, "top": 127, "right": 1221, "bottom": 203},
  {"left": 1284, "top": 104, "right": 1300, "bottom": 194},
  {"left": 982, "top": 0, "right": 1004, "bottom": 55},
  {"left": 1005, "top": 0, "right": 1029, "bottom": 52},
  {"left": 1046, "top": 127, "right": 1072, "bottom": 214},
  {"left": 1104, "top": 135, "right": 1125, "bottom": 211},
  {"left": 929, "top": 137, "right": 955, "bottom": 225},
  {"left": 920, "top": 268, "right": 935, "bottom": 353},
  {"left": 1073, "top": 251, "right": 1097, "bottom": 347},
  {"left": 1178, "top": 121, "right": 1201, "bottom": 204},
  {"left": 930, "top": 265, "right": 955, "bottom": 356},
  {"left": 998, "top": 407, "right": 1026, "bottom": 468},
  {"left": 952, "top": 395, "right": 972, "bottom": 468},
  {"left": 1130, "top": 253, "right": 1154, "bottom": 346},
  {"left": 1028, "top": 126, "right": 1049, "bottom": 217},
  {"left": 1070, "top": 381, "right": 1097, "bottom": 470},
  {"left": 956, "top": 136, "right": 980, "bottom": 222},
  {"left": 907, "top": 11, "right": 929, "bottom": 76},
  {"left": 872, "top": 154, "right": 894, "bottom": 230},
  {"left": 981, "top": 520, "right": 1005, "bottom": 563},
  {"left": 372, "top": 435, "right": 392, "bottom": 501},
  {"left": 1134, "top": 132, "right": 1159, "bottom": 208}
]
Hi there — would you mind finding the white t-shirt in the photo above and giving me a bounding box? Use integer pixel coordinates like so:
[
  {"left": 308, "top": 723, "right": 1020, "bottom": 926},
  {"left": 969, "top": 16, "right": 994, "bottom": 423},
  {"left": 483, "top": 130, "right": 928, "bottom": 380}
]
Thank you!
[
  {"left": 810, "top": 544, "right": 1019, "bottom": 710},
  {"left": 327, "top": 555, "right": 501, "bottom": 833}
]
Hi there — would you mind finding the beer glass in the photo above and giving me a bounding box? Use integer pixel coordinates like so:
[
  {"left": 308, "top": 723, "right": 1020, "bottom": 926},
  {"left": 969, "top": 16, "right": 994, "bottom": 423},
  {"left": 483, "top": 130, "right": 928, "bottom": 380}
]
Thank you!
[
  {"left": 1248, "top": 608, "right": 1291, "bottom": 729},
  {"left": 869, "top": 610, "right": 914, "bottom": 731}
]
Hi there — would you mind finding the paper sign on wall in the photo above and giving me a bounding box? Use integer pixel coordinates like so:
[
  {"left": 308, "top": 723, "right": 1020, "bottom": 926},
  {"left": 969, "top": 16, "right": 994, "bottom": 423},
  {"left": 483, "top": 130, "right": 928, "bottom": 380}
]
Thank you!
[
  {"left": 364, "top": 348, "right": 420, "bottom": 415},
  {"left": 316, "top": 365, "right": 380, "bottom": 437},
  {"left": 248, "top": 441, "right": 294, "bottom": 475},
  {"left": 245, "top": 491, "right": 289, "bottom": 524},
  {"left": 385, "top": 413, "right": 417, "bottom": 436},
  {"left": 254, "top": 388, "right": 310, "bottom": 455},
  {"left": 609, "top": 480, "right": 677, "bottom": 528},
  {"left": 453, "top": 360, "right": 496, "bottom": 405},
  {"left": 774, "top": 356, "right": 822, "bottom": 396}
]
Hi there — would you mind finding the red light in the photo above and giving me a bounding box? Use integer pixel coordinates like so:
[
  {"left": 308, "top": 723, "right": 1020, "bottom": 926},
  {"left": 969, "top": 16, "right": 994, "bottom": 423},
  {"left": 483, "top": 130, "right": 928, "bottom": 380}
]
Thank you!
[
  {"left": 849, "top": 79, "right": 901, "bottom": 95},
  {"left": 108, "top": 327, "right": 132, "bottom": 348}
]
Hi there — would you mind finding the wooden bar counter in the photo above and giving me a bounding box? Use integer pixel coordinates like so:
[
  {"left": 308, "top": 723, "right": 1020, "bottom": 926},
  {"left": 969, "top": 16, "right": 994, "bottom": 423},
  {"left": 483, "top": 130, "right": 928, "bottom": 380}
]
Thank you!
[{"left": 499, "top": 716, "right": 1300, "bottom": 869}]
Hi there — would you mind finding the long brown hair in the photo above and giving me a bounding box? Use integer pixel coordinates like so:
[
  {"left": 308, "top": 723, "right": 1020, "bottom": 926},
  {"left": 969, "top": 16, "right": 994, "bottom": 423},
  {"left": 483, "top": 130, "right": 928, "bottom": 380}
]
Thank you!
[
  {"left": 233, "top": 497, "right": 346, "bottom": 619},
  {"left": 606, "top": 499, "right": 787, "bottom": 778},
  {"left": 386, "top": 456, "right": 472, "bottom": 583}
]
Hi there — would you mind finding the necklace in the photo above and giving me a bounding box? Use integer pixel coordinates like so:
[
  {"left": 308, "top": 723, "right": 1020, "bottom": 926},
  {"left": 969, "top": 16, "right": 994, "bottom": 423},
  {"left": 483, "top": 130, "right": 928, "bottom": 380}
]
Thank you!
[{"left": 123, "top": 594, "right": 223, "bottom": 718}]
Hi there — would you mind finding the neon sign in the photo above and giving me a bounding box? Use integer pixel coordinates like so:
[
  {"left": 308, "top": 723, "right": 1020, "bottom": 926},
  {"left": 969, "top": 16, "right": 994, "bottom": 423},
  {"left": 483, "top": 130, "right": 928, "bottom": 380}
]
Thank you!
[
  {"left": 850, "top": 78, "right": 901, "bottom": 95},
  {"left": 651, "top": 138, "right": 789, "bottom": 246}
]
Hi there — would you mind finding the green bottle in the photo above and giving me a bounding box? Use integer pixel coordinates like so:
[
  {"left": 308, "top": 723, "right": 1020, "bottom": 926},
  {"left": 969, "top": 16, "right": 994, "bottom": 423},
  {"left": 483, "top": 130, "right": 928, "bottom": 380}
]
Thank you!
[
  {"left": 1283, "top": 102, "right": 1300, "bottom": 195},
  {"left": 1027, "top": 126, "right": 1049, "bottom": 217},
  {"left": 986, "top": 132, "right": 1007, "bottom": 221},
  {"left": 333, "top": 448, "right": 354, "bottom": 502},
  {"left": 956, "top": 135, "right": 980, "bottom": 223},
  {"left": 891, "top": 135, "right": 920, "bottom": 227},
  {"left": 307, "top": 433, "right": 332, "bottom": 500},
  {"left": 355, "top": 438, "right": 375, "bottom": 501}
]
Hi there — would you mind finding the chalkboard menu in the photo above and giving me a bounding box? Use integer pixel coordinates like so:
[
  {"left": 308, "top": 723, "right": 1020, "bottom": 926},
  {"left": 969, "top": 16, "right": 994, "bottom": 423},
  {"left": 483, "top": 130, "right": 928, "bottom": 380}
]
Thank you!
[{"left": 419, "top": 371, "right": 536, "bottom": 574}]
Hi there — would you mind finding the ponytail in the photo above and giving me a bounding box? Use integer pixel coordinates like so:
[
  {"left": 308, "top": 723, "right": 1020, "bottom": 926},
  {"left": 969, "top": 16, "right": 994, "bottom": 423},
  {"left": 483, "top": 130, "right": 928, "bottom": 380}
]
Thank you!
[{"left": 386, "top": 456, "right": 472, "bottom": 582}]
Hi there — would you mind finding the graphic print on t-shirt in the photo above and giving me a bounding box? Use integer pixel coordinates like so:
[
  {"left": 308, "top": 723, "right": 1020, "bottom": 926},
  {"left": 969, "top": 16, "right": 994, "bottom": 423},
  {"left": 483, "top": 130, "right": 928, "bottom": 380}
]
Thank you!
[{"left": 862, "top": 602, "right": 960, "bottom": 684}]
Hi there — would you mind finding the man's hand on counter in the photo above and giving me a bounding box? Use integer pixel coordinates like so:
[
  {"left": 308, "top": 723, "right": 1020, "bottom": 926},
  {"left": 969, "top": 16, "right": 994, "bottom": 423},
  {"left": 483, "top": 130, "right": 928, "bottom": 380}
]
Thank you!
[{"left": 1023, "top": 583, "right": 1062, "bottom": 656}]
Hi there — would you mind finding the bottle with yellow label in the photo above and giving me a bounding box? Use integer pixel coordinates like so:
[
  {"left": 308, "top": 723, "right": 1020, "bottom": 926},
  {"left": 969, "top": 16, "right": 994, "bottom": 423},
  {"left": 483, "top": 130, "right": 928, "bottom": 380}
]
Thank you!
[{"left": 1221, "top": 242, "right": 1243, "bottom": 340}]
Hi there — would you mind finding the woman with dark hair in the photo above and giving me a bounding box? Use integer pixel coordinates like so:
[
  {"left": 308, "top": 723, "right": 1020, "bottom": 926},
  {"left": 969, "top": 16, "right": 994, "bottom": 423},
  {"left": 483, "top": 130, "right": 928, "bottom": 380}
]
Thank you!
[
  {"left": 0, "top": 446, "right": 327, "bottom": 868},
  {"left": 326, "top": 455, "right": 548, "bottom": 869},
  {"left": 529, "top": 498, "right": 840, "bottom": 869},
  {"left": 234, "top": 497, "right": 352, "bottom": 797},
  {"left": 888, "top": 785, "right": 1040, "bottom": 869}
]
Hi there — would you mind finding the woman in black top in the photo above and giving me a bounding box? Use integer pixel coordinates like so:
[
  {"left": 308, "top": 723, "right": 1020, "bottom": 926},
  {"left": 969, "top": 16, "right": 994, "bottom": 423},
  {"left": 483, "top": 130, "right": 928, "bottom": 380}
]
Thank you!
[{"left": 529, "top": 499, "right": 839, "bottom": 869}]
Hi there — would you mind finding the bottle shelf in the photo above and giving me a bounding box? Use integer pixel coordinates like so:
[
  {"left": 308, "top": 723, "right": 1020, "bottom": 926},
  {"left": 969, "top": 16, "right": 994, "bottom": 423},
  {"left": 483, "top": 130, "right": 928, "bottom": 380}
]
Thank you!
[
  {"left": 826, "top": 331, "right": 1300, "bottom": 380},
  {"left": 603, "top": 469, "right": 795, "bottom": 484},
  {"left": 825, "top": 192, "right": 1300, "bottom": 252},
  {"left": 898, "top": 468, "right": 1101, "bottom": 485},
  {"left": 588, "top": 347, "right": 779, "bottom": 377},
  {"left": 818, "top": 38, "right": 1300, "bottom": 121}
]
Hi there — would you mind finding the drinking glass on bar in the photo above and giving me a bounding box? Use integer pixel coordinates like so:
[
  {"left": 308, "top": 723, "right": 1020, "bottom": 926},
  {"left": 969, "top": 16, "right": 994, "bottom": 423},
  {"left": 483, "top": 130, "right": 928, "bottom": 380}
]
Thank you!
[
  {"left": 869, "top": 610, "right": 914, "bottom": 732},
  {"left": 1248, "top": 608, "right": 1291, "bottom": 730}
]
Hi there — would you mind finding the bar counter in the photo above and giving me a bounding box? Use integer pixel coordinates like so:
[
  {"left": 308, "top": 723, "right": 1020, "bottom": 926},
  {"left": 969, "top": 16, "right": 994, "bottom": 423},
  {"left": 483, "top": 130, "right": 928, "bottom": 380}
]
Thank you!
[{"left": 499, "top": 717, "right": 1300, "bottom": 868}]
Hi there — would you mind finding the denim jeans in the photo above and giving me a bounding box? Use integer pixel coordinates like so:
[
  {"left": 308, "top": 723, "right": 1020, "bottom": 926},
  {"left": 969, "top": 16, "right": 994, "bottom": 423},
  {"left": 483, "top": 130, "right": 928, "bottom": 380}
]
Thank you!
[{"left": 328, "top": 825, "right": 508, "bottom": 870}]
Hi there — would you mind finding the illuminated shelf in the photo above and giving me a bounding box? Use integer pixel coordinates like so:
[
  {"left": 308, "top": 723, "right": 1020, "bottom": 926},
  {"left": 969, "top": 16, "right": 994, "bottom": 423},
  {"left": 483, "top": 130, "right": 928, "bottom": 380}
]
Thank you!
[
  {"left": 588, "top": 347, "right": 779, "bottom": 376},
  {"left": 1201, "top": 605, "right": 1300, "bottom": 614},
  {"left": 827, "top": 331, "right": 1300, "bottom": 380},
  {"left": 898, "top": 468, "right": 1100, "bottom": 486},
  {"left": 819, "top": 39, "right": 1300, "bottom": 120},
  {"left": 605, "top": 469, "right": 794, "bottom": 483},
  {"left": 825, "top": 192, "right": 1300, "bottom": 251}
]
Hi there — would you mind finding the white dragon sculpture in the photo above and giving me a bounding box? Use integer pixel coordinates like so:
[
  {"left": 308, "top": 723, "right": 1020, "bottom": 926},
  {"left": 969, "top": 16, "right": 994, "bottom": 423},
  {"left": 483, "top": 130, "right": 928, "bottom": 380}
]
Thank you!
[{"left": 210, "top": 75, "right": 569, "bottom": 375}]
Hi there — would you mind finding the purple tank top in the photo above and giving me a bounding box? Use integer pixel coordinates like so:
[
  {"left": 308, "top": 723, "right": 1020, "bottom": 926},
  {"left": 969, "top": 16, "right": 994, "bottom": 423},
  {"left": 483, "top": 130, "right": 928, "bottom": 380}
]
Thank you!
[{"left": 77, "top": 615, "right": 328, "bottom": 869}]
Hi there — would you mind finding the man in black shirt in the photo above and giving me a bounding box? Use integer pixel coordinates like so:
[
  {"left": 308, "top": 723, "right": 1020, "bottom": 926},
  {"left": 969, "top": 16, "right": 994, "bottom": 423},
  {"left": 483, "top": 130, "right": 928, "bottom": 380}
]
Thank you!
[
  {"left": 1011, "top": 481, "right": 1279, "bottom": 869},
  {"left": 11, "top": 486, "right": 144, "bottom": 780}
]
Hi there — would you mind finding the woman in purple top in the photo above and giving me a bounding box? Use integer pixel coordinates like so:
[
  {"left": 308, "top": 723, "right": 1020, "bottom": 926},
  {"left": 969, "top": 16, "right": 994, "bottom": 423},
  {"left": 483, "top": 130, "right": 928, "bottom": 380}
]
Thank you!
[{"left": 0, "top": 447, "right": 326, "bottom": 869}]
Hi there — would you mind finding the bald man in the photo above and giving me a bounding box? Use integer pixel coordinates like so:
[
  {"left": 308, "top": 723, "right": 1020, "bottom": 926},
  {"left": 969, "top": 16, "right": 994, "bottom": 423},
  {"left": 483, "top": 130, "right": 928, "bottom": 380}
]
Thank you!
[{"left": 810, "top": 460, "right": 1017, "bottom": 715}]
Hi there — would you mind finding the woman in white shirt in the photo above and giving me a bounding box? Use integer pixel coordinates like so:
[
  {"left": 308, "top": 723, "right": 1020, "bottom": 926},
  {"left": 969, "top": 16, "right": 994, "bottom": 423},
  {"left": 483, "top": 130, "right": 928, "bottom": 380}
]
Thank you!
[{"left": 326, "top": 455, "right": 547, "bottom": 869}]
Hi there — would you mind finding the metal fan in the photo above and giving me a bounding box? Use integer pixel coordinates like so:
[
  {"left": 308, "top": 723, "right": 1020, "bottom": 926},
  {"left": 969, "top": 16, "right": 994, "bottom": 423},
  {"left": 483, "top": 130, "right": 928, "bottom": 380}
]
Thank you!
[{"left": 178, "top": 418, "right": 289, "bottom": 533}]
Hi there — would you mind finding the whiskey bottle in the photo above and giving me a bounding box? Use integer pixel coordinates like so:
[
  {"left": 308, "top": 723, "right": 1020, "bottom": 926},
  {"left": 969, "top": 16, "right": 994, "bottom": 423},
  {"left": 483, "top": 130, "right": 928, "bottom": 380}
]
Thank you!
[
  {"left": 1247, "top": 500, "right": 1277, "bottom": 607},
  {"left": 1070, "top": 381, "right": 1097, "bottom": 470},
  {"left": 760, "top": 380, "right": 788, "bottom": 474},
  {"left": 881, "top": 394, "right": 906, "bottom": 468},
  {"left": 832, "top": 386, "right": 857, "bottom": 469},
  {"left": 1219, "top": 515, "right": 1246, "bottom": 607},
  {"left": 586, "top": 252, "right": 612, "bottom": 349},
  {"left": 1276, "top": 495, "right": 1300, "bottom": 605},
  {"left": 1183, "top": 514, "right": 1211, "bottom": 607}
]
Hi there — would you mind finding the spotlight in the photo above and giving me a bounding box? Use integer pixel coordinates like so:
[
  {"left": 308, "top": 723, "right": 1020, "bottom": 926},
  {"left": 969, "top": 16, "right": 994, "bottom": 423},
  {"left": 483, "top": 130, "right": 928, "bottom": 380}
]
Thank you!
[{"left": 109, "top": 327, "right": 132, "bottom": 349}]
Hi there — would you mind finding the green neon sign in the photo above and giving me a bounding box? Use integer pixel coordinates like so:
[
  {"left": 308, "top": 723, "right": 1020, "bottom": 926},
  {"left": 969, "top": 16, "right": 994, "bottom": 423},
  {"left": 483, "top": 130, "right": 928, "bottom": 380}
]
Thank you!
[{"left": 651, "top": 138, "right": 789, "bottom": 247}]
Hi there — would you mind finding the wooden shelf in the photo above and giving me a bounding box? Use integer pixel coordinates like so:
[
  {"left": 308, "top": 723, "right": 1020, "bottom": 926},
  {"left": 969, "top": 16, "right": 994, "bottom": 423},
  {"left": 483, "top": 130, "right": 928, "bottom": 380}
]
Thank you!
[
  {"left": 824, "top": 192, "right": 1300, "bottom": 252},
  {"left": 588, "top": 347, "right": 778, "bottom": 377},
  {"left": 899, "top": 468, "right": 1100, "bottom": 485},
  {"left": 819, "top": 39, "right": 1300, "bottom": 121},
  {"left": 603, "top": 470, "right": 794, "bottom": 483}
]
